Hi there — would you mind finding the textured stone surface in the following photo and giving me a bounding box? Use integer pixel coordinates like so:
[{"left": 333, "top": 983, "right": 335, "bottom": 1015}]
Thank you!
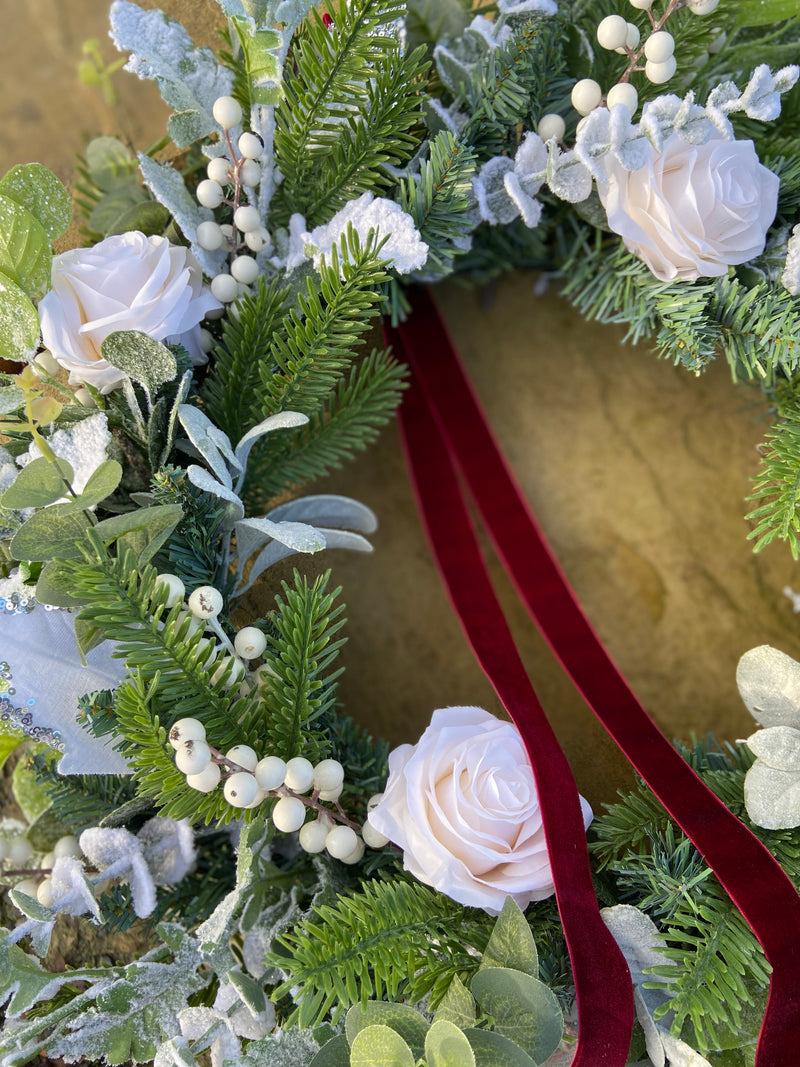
[{"left": 7, "top": 0, "right": 800, "bottom": 804}]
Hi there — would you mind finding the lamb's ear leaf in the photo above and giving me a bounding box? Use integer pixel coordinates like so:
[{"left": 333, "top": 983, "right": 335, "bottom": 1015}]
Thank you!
[{"left": 101, "top": 331, "right": 178, "bottom": 392}]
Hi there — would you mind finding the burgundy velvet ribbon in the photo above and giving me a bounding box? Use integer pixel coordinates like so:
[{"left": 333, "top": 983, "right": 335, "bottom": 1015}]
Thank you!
[{"left": 386, "top": 286, "right": 800, "bottom": 1066}]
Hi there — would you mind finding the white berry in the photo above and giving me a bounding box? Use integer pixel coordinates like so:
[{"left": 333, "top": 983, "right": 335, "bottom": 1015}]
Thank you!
[
  {"left": 207, "top": 157, "right": 233, "bottom": 185},
  {"left": 36, "top": 878, "right": 54, "bottom": 907},
  {"left": 40, "top": 852, "right": 55, "bottom": 869},
  {"left": 169, "top": 717, "right": 206, "bottom": 749},
  {"left": 688, "top": 0, "right": 719, "bottom": 12},
  {"left": 196, "top": 179, "right": 225, "bottom": 209},
  {"left": 175, "top": 739, "right": 212, "bottom": 775},
  {"left": 196, "top": 220, "right": 224, "bottom": 251},
  {"left": 597, "top": 14, "right": 628, "bottom": 50},
  {"left": 313, "top": 759, "right": 344, "bottom": 792},
  {"left": 644, "top": 30, "right": 674, "bottom": 62},
  {"left": 155, "top": 573, "right": 185, "bottom": 608},
  {"left": 318, "top": 784, "right": 343, "bottom": 802},
  {"left": 362, "top": 819, "right": 390, "bottom": 849},
  {"left": 245, "top": 227, "right": 270, "bottom": 252},
  {"left": 14, "top": 878, "right": 38, "bottom": 899},
  {"left": 367, "top": 793, "right": 384, "bottom": 813},
  {"left": 234, "top": 626, "right": 267, "bottom": 660},
  {"left": 8, "top": 837, "right": 33, "bottom": 865},
  {"left": 284, "top": 757, "right": 315, "bottom": 793},
  {"left": 325, "top": 825, "right": 358, "bottom": 860},
  {"left": 199, "top": 328, "right": 215, "bottom": 354},
  {"left": 53, "top": 835, "right": 81, "bottom": 859},
  {"left": 238, "top": 132, "right": 264, "bottom": 159},
  {"left": 0, "top": 839, "right": 8, "bottom": 861},
  {"left": 571, "top": 78, "right": 602, "bottom": 116},
  {"left": 645, "top": 56, "right": 677, "bottom": 84},
  {"left": 224, "top": 771, "right": 259, "bottom": 808},
  {"left": 629, "top": 0, "right": 653, "bottom": 8},
  {"left": 625, "top": 22, "right": 640, "bottom": 49},
  {"left": 239, "top": 159, "right": 262, "bottom": 188},
  {"left": 255, "top": 756, "right": 287, "bottom": 791},
  {"left": 188, "top": 586, "right": 224, "bottom": 619},
  {"left": 212, "top": 95, "right": 243, "bottom": 129},
  {"left": 233, "top": 205, "right": 261, "bottom": 233},
  {"left": 73, "top": 386, "right": 95, "bottom": 408},
  {"left": 537, "top": 113, "right": 566, "bottom": 142},
  {"left": 606, "top": 82, "right": 638, "bottom": 113},
  {"left": 34, "top": 350, "right": 60, "bottom": 377},
  {"left": 211, "top": 273, "right": 239, "bottom": 304},
  {"left": 272, "top": 796, "right": 307, "bottom": 833},
  {"left": 340, "top": 838, "right": 366, "bottom": 865},
  {"left": 298, "top": 819, "right": 331, "bottom": 853},
  {"left": 225, "top": 745, "right": 259, "bottom": 771},
  {"left": 231, "top": 255, "right": 260, "bottom": 285},
  {"left": 211, "top": 656, "right": 246, "bottom": 688},
  {"left": 186, "top": 762, "right": 222, "bottom": 793}
]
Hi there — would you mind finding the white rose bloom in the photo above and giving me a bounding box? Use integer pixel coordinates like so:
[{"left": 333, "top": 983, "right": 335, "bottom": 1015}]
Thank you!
[
  {"left": 598, "top": 133, "right": 780, "bottom": 282},
  {"left": 38, "top": 231, "right": 221, "bottom": 393},
  {"left": 369, "top": 706, "right": 592, "bottom": 914}
]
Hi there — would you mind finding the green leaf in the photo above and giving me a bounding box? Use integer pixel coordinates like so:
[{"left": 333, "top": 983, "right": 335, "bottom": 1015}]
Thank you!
[
  {"left": 310, "top": 1035, "right": 352, "bottom": 1066},
  {"left": 12, "top": 750, "right": 53, "bottom": 823},
  {"left": 479, "top": 897, "right": 538, "bottom": 977},
  {"left": 88, "top": 186, "right": 148, "bottom": 234},
  {"left": 85, "top": 136, "right": 136, "bottom": 192},
  {"left": 733, "top": 0, "right": 799, "bottom": 23},
  {"left": 65, "top": 460, "right": 123, "bottom": 513},
  {"left": 0, "top": 732, "right": 23, "bottom": 772},
  {"left": 470, "top": 968, "right": 562, "bottom": 1064},
  {"left": 101, "top": 331, "right": 178, "bottom": 392},
  {"left": 0, "top": 273, "right": 40, "bottom": 362},
  {"left": 434, "top": 974, "right": 477, "bottom": 1029},
  {"left": 349, "top": 1025, "right": 415, "bottom": 1067},
  {"left": 231, "top": 18, "right": 283, "bottom": 106},
  {"left": 1, "top": 456, "right": 74, "bottom": 509},
  {"left": 10, "top": 503, "right": 91, "bottom": 561},
  {"left": 73, "top": 615, "right": 106, "bottom": 660},
  {"left": 462, "top": 1029, "right": 538, "bottom": 1067},
  {"left": 345, "top": 1003, "right": 429, "bottom": 1058},
  {"left": 106, "top": 199, "right": 170, "bottom": 238},
  {"left": 35, "top": 559, "right": 91, "bottom": 609},
  {"left": 93, "top": 504, "right": 183, "bottom": 559},
  {"left": 0, "top": 163, "right": 71, "bottom": 241},
  {"left": 0, "top": 194, "right": 52, "bottom": 301},
  {"left": 425, "top": 1019, "right": 476, "bottom": 1067}
]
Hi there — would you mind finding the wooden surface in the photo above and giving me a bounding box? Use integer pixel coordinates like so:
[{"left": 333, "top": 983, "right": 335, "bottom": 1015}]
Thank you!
[{"left": 6, "top": 0, "right": 800, "bottom": 805}]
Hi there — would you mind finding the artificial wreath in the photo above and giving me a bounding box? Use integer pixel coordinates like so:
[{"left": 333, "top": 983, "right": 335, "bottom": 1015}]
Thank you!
[{"left": 0, "top": 0, "right": 799, "bottom": 1065}]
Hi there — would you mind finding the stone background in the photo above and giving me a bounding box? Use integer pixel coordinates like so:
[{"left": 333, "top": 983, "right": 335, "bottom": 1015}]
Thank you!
[{"left": 4, "top": 0, "right": 800, "bottom": 806}]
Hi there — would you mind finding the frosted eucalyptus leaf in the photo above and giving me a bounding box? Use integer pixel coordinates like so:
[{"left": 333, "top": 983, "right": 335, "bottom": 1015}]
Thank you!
[
  {"left": 425, "top": 1019, "right": 476, "bottom": 1067},
  {"left": 101, "top": 331, "right": 178, "bottom": 393},
  {"left": 658, "top": 1028, "right": 713, "bottom": 1067},
  {"left": 0, "top": 164, "right": 71, "bottom": 241},
  {"left": 62, "top": 460, "right": 122, "bottom": 513},
  {"left": 434, "top": 45, "right": 475, "bottom": 97},
  {"left": 1, "top": 457, "right": 74, "bottom": 509},
  {"left": 462, "top": 1028, "right": 537, "bottom": 1066},
  {"left": 736, "top": 645, "right": 800, "bottom": 728},
  {"left": 744, "top": 760, "right": 800, "bottom": 829},
  {"left": 310, "top": 1035, "right": 351, "bottom": 1066},
  {"left": 470, "top": 967, "right": 562, "bottom": 1062},
  {"left": 0, "top": 275, "right": 39, "bottom": 362},
  {"left": 434, "top": 974, "right": 476, "bottom": 1029},
  {"left": 266, "top": 494, "right": 377, "bottom": 533},
  {"left": 86, "top": 136, "right": 136, "bottom": 191},
  {"left": 349, "top": 1025, "right": 415, "bottom": 1067},
  {"left": 234, "top": 410, "right": 308, "bottom": 473},
  {"left": 480, "top": 896, "right": 538, "bottom": 976},
  {"left": 746, "top": 725, "right": 800, "bottom": 770},
  {"left": 474, "top": 157, "right": 518, "bottom": 225},
  {"left": 345, "top": 1003, "right": 429, "bottom": 1057},
  {"left": 10, "top": 504, "right": 91, "bottom": 561},
  {"left": 0, "top": 195, "right": 51, "bottom": 301},
  {"left": 93, "top": 503, "right": 184, "bottom": 551},
  {"left": 106, "top": 198, "right": 171, "bottom": 238}
]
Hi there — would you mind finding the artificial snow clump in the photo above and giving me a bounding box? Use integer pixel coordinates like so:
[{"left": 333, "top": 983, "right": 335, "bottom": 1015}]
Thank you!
[
  {"left": 782, "top": 224, "right": 800, "bottom": 296},
  {"left": 304, "top": 193, "right": 429, "bottom": 275},
  {"left": 17, "top": 413, "right": 112, "bottom": 501}
]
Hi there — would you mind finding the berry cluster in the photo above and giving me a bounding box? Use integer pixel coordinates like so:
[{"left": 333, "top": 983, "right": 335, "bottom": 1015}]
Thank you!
[
  {"left": 195, "top": 95, "right": 270, "bottom": 304},
  {"left": 0, "top": 833, "right": 82, "bottom": 905}
]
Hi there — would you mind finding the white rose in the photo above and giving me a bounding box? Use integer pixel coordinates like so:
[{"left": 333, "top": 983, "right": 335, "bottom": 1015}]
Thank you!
[
  {"left": 598, "top": 134, "right": 780, "bottom": 282},
  {"left": 38, "top": 231, "right": 220, "bottom": 393},
  {"left": 368, "top": 706, "right": 592, "bottom": 914}
]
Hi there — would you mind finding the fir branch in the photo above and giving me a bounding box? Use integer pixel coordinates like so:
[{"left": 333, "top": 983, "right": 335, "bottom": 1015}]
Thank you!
[
  {"left": 747, "top": 411, "right": 800, "bottom": 559},
  {"left": 272, "top": 0, "right": 407, "bottom": 225},
  {"left": 150, "top": 467, "right": 229, "bottom": 589},
  {"left": 261, "top": 571, "right": 346, "bottom": 763},
  {"left": 31, "top": 756, "right": 138, "bottom": 836},
  {"left": 201, "top": 276, "right": 291, "bottom": 442},
  {"left": 245, "top": 347, "right": 407, "bottom": 507},
  {"left": 269, "top": 878, "right": 493, "bottom": 1027}
]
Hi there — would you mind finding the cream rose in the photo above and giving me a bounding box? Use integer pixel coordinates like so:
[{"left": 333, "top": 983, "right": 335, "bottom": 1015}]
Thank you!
[
  {"left": 368, "top": 706, "right": 592, "bottom": 914},
  {"left": 38, "top": 231, "right": 220, "bottom": 393},
  {"left": 598, "top": 134, "right": 779, "bottom": 282}
]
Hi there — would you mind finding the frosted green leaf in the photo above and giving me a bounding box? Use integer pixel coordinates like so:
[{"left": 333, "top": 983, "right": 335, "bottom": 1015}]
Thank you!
[
  {"left": 434, "top": 974, "right": 477, "bottom": 1029},
  {"left": 346, "top": 1003, "right": 429, "bottom": 1058},
  {"left": 425, "top": 1019, "right": 476, "bottom": 1067},
  {"left": 62, "top": 459, "right": 123, "bottom": 514},
  {"left": 0, "top": 164, "right": 71, "bottom": 242},
  {"left": 462, "top": 1029, "right": 537, "bottom": 1066},
  {"left": 735, "top": 0, "right": 800, "bottom": 25},
  {"left": 12, "top": 751, "right": 52, "bottom": 823},
  {"left": 88, "top": 186, "right": 147, "bottom": 234},
  {"left": 86, "top": 136, "right": 136, "bottom": 192},
  {"left": 746, "top": 725, "right": 800, "bottom": 771},
  {"left": 471, "top": 967, "right": 562, "bottom": 1063},
  {"left": 236, "top": 516, "right": 326, "bottom": 554},
  {"left": 101, "top": 331, "right": 177, "bottom": 393},
  {"left": 349, "top": 1025, "right": 415, "bottom": 1067},
  {"left": 93, "top": 503, "right": 183, "bottom": 551},
  {"left": 275, "top": 0, "right": 316, "bottom": 22},
  {"left": 0, "top": 276, "right": 39, "bottom": 362},
  {"left": 310, "top": 1035, "right": 352, "bottom": 1066},
  {"left": 0, "top": 385, "right": 24, "bottom": 414},
  {"left": 0, "top": 196, "right": 51, "bottom": 301},
  {"left": 10, "top": 503, "right": 92, "bottom": 561},
  {"left": 737, "top": 646, "right": 800, "bottom": 728},
  {"left": 1, "top": 456, "right": 74, "bottom": 510},
  {"left": 479, "top": 896, "right": 538, "bottom": 976},
  {"left": 743, "top": 760, "right": 800, "bottom": 829}
]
